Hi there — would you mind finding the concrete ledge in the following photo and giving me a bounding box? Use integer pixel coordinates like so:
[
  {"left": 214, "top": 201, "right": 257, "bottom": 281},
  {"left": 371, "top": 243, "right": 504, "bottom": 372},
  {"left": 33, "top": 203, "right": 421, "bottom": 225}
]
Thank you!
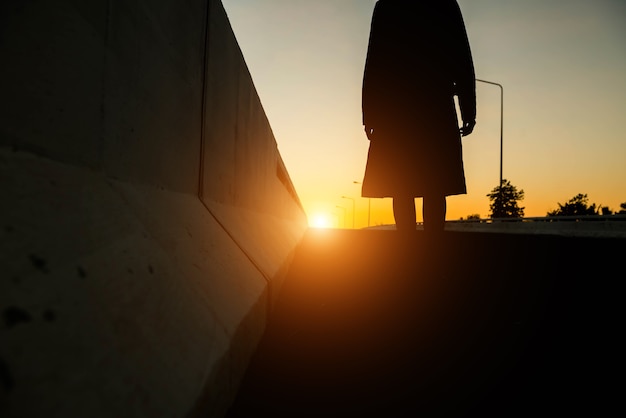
[
  {"left": 0, "top": 149, "right": 267, "bottom": 417},
  {"left": 203, "top": 201, "right": 307, "bottom": 298}
]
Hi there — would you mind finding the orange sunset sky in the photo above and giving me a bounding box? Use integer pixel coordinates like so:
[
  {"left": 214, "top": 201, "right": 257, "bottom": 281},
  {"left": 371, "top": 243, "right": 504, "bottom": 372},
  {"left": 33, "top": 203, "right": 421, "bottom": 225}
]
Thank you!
[{"left": 223, "top": 0, "right": 626, "bottom": 228}]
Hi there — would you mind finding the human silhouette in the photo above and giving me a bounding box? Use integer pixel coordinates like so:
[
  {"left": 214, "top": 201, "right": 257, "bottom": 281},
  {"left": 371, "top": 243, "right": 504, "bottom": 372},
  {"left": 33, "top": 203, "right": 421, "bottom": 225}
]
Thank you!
[{"left": 361, "top": 0, "right": 476, "bottom": 234}]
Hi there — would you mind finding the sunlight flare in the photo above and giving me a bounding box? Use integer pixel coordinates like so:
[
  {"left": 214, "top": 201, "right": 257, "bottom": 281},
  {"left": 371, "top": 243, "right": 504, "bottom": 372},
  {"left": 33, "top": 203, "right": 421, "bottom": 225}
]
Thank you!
[{"left": 311, "top": 213, "right": 332, "bottom": 229}]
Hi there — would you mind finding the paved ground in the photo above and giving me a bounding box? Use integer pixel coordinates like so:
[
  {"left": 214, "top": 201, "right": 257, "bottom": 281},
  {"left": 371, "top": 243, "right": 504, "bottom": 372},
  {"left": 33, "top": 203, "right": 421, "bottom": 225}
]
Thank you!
[{"left": 227, "top": 229, "right": 624, "bottom": 417}]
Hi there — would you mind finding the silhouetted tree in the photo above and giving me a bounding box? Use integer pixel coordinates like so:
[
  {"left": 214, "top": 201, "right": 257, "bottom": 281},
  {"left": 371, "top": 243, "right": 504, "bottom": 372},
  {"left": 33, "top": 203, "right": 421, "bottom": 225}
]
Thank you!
[
  {"left": 487, "top": 179, "right": 525, "bottom": 218},
  {"left": 547, "top": 193, "right": 598, "bottom": 217},
  {"left": 466, "top": 214, "right": 481, "bottom": 220},
  {"left": 600, "top": 206, "right": 613, "bottom": 215},
  {"left": 619, "top": 202, "right": 626, "bottom": 215}
]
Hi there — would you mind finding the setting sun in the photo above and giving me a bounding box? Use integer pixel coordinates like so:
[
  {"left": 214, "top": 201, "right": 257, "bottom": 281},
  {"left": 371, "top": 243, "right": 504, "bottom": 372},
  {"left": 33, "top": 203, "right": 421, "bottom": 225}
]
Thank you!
[{"left": 311, "top": 214, "right": 332, "bottom": 229}]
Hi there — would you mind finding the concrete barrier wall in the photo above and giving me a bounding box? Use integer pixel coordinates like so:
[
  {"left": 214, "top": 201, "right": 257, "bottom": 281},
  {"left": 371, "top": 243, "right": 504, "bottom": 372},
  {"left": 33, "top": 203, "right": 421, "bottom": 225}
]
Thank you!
[
  {"left": 201, "top": 1, "right": 306, "bottom": 300},
  {"left": 0, "top": 1, "right": 307, "bottom": 417}
]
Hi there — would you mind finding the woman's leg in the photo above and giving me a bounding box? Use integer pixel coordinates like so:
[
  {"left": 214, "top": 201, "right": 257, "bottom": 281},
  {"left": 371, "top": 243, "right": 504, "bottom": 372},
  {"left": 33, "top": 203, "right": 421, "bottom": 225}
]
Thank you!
[
  {"left": 393, "top": 197, "right": 416, "bottom": 232},
  {"left": 423, "top": 195, "right": 447, "bottom": 234}
]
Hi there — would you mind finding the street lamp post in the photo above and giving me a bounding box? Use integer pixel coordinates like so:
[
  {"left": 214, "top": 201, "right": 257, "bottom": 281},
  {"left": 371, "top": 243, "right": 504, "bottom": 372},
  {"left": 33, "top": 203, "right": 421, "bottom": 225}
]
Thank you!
[
  {"left": 476, "top": 78, "right": 504, "bottom": 186},
  {"left": 341, "top": 196, "right": 355, "bottom": 229},
  {"left": 353, "top": 181, "right": 371, "bottom": 227},
  {"left": 336, "top": 206, "right": 347, "bottom": 228}
]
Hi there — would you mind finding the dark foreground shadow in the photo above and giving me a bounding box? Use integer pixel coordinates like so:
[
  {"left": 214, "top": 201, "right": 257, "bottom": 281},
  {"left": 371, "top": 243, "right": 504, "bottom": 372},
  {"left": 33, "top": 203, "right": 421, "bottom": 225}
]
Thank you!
[{"left": 227, "top": 229, "right": 624, "bottom": 417}]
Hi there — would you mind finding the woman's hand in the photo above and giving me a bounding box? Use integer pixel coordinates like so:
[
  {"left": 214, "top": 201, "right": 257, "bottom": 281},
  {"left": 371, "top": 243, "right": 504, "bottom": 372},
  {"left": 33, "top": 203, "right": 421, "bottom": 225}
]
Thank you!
[{"left": 460, "top": 120, "right": 476, "bottom": 137}]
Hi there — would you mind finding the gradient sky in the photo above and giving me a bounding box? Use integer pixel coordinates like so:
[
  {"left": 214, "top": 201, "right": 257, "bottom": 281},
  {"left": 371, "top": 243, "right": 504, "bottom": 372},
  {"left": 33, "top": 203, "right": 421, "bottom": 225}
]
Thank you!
[{"left": 222, "top": 0, "right": 626, "bottom": 227}]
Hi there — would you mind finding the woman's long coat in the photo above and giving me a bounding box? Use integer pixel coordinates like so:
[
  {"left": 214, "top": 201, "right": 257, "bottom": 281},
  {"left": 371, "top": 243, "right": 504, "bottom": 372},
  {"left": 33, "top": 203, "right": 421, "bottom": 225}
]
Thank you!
[{"left": 361, "top": 0, "right": 476, "bottom": 198}]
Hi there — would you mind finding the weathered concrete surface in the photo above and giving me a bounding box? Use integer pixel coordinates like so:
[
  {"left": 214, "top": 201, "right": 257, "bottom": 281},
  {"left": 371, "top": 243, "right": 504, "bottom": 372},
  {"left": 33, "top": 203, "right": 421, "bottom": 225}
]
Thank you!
[
  {"left": 228, "top": 229, "right": 625, "bottom": 417},
  {"left": 1, "top": 150, "right": 267, "bottom": 417},
  {"left": 0, "top": 1, "right": 306, "bottom": 417}
]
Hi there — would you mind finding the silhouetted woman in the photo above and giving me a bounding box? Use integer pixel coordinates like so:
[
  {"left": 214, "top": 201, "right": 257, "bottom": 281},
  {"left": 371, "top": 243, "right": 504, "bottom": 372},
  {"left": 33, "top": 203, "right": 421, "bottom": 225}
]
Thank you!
[{"left": 361, "top": 0, "right": 476, "bottom": 234}]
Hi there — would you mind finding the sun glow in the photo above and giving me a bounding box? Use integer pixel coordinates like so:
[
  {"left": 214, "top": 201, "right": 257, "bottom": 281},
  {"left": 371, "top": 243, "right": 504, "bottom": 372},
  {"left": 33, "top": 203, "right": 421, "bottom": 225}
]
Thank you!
[{"left": 311, "top": 213, "right": 332, "bottom": 229}]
